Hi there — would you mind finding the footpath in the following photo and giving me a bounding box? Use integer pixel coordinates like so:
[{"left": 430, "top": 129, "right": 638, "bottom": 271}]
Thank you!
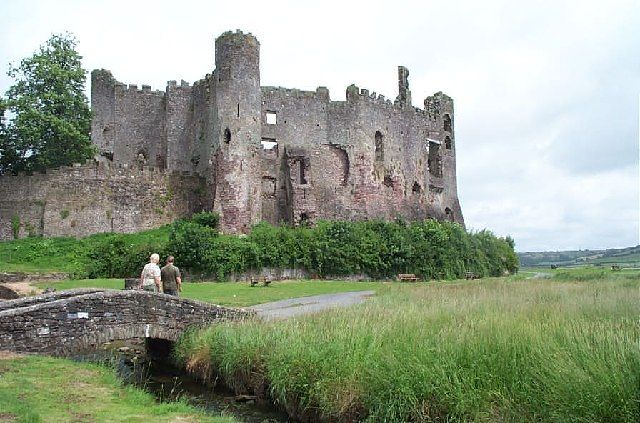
[{"left": 249, "top": 290, "right": 375, "bottom": 320}]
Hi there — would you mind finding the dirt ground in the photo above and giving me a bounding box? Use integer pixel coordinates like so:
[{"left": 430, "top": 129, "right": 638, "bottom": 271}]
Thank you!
[
  {"left": 0, "top": 350, "right": 24, "bottom": 360},
  {"left": 1, "top": 282, "right": 40, "bottom": 297}
]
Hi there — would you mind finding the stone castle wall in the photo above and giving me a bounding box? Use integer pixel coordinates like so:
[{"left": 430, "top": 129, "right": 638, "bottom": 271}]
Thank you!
[
  {"left": 0, "top": 160, "right": 206, "bottom": 240},
  {"left": 257, "top": 84, "right": 463, "bottom": 226},
  {"left": 1, "top": 29, "right": 463, "bottom": 240}
]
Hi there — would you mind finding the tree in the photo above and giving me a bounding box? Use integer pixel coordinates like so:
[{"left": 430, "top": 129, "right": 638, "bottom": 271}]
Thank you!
[{"left": 0, "top": 33, "right": 94, "bottom": 175}]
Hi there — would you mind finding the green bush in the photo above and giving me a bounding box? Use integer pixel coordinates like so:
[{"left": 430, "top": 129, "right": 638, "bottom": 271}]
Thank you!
[
  {"left": 190, "top": 211, "right": 220, "bottom": 229},
  {"left": 83, "top": 234, "right": 169, "bottom": 278},
  {"left": 203, "top": 236, "right": 260, "bottom": 280},
  {"left": 168, "top": 220, "right": 218, "bottom": 273}
]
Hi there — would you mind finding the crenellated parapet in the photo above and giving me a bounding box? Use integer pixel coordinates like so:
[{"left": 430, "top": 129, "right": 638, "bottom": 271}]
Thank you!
[
  {"left": 113, "top": 82, "right": 165, "bottom": 97},
  {"left": 346, "top": 84, "right": 395, "bottom": 108},
  {"left": 262, "top": 86, "right": 331, "bottom": 101}
]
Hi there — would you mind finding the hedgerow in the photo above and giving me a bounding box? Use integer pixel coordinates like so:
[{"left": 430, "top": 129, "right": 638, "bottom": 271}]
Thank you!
[{"left": 4, "top": 212, "right": 517, "bottom": 280}]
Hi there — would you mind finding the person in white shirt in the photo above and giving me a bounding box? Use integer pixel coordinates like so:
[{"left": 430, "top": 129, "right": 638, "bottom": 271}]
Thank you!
[{"left": 140, "top": 253, "right": 162, "bottom": 293}]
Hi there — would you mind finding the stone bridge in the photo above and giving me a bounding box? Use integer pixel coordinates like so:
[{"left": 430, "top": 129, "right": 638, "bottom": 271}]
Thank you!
[{"left": 0, "top": 288, "right": 251, "bottom": 356}]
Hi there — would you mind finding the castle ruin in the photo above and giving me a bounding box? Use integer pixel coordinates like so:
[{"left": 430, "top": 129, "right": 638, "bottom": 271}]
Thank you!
[{"left": 0, "top": 30, "right": 463, "bottom": 240}]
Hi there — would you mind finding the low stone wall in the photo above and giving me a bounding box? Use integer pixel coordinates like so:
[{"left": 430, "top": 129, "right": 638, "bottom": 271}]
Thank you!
[
  {"left": 0, "top": 272, "right": 68, "bottom": 283},
  {"left": 0, "top": 288, "right": 251, "bottom": 356}
]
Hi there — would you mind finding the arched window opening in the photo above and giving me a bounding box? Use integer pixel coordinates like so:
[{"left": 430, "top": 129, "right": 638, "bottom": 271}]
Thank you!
[
  {"left": 224, "top": 128, "right": 231, "bottom": 144},
  {"left": 443, "top": 114, "right": 452, "bottom": 133},
  {"left": 375, "top": 131, "right": 384, "bottom": 162}
]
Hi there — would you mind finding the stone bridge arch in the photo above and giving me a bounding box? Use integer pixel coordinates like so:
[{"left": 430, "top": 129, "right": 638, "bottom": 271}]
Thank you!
[{"left": 0, "top": 289, "right": 250, "bottom": 356}]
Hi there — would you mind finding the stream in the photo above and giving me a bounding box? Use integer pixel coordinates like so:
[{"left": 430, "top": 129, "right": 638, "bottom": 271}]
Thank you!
[{"left": 75, "top": 339, "right": 290, "bottom": 423}]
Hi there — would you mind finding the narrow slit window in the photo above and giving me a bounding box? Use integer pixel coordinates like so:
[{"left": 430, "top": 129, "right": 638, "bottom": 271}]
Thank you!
[
  {"left": 375, "top": 130, "right": 384, "bottom": 162},
  {"left": 299, "top": 160, "right": 307, "bottom": 184},
  {"left": 237, "top": 103, "right": 240, "bottom": 118}
]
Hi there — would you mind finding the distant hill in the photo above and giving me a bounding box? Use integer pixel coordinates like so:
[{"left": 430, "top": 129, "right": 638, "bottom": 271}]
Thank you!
[{"left": 518, "top": 245, "right": 640, "bottom": 268}]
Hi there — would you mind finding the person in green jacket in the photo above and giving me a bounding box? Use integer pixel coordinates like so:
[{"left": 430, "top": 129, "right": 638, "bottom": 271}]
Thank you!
[{"left": 160, "top": 256, "right": 182, "bottom": 296}]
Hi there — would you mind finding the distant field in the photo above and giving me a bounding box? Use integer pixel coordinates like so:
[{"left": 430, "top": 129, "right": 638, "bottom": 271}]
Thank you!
[{"left": 518, "top": 245, "right": 640, "bottom": 268}]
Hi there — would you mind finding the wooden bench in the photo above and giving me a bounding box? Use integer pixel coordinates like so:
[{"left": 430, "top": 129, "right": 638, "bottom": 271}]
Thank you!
[
  {"left": 465, "top": 272, "right": 479, "bottom": 280},
  {"left": 250, "top": 276, "right": 272, "bottom": 287},
  {"left": 611, "top": 264, "right": 621, "bottom": 271},
  {"left": 398, "top": 273, "right": 418, "bottom": 282}
]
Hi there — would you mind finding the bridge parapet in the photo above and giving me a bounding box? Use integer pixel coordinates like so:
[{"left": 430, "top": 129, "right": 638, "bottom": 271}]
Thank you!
[
  {"left": 0, "top": 288, "right": 106, "bottom": 312},
  {"left": 0, "top": 289, "right": 251, "bottom": 356}
]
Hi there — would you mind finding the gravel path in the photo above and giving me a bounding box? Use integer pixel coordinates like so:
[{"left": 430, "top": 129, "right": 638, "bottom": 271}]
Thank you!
[{"left": 249, "top": 290, "right": 375, "bottom": 320}]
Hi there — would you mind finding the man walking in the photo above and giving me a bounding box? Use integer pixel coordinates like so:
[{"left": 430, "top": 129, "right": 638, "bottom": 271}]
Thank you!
[
  {"left": 140, "top": 253, "right": 162, "bottom": 293},
  {"left": 161, "top": 256, "right": 182, "bottom": 296}
]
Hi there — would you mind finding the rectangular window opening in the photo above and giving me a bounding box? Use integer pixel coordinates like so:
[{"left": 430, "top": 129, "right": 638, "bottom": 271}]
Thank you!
[
  {"left": 266, "top": 111, "right": 277, "bottom": 125},
  {"left": 261, "top": 138, "right": 278, "bottom": 151}
]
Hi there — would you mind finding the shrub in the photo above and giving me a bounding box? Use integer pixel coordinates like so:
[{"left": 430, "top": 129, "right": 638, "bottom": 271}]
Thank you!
[
  {"left": 203, "top": 236, "right": 260, "bottom": 280},
  {"left": 168, "top": 220, "right": 218, "bottom": 273},
  {"left": 71, "top": 214, "right": 519, "bottom": 281},
  {"left": 190, "top": 211, "right": 220, "bottom": 229}
]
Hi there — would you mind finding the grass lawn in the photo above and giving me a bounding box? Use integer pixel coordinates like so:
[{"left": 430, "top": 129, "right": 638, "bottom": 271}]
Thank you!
[
  {"left": 35, "top": 278, "right": 388, "bottom": 307},
  {"left": 0, "top": 353, "right": 235, "bottom": 423},
  {"left": 0, "top": 226, "right": 171, "bottom": 274},
  {"left": 175, "top": 272, "right": 640, "bottom": 422}
]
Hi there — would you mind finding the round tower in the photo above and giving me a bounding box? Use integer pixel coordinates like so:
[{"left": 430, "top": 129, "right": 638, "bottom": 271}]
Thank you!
[{"left": 213, "top": 30, "right": 262, "bottom": 233}]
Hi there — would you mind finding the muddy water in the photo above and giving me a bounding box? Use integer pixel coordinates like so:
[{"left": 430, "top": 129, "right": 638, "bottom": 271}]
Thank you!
[{"left": 76, "top": 339, "right": 290, "bottom": 423}]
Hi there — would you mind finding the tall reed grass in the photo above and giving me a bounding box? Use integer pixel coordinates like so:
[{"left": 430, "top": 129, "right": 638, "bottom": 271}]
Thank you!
[{"left": 175, "top": 277, "right": 640, "bottom": 422}]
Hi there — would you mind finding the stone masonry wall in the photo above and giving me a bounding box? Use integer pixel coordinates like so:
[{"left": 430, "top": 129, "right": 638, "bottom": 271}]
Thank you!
[
  {"left": 0, "top": 160, "right": 207, "bottom": 240},
  {"left": 258, "top": 82, "right": 464, "bottom": 226},
  {"left": 0, "top": 288, "right": 250, "bottom": 356}
]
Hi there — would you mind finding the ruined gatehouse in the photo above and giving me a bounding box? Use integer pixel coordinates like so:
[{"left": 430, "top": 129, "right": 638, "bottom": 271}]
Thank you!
[{"left": 0, "top": 30, "right": 463, "bottom": 239}]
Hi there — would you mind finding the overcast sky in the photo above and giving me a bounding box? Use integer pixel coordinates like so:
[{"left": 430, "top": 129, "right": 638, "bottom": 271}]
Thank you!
[{"left": 1, "top": 0, "right": 638, "bottom": 251}]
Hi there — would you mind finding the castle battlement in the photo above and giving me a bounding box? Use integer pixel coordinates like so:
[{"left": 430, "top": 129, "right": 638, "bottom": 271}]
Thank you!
[
  {"left": 218, "top": 29, "right": 259, "bottom": 43},
  {"left": 113, "top": 82, "right": 165, "bottom": 96},
  {"left": 262, "top": 86, "right": 330, "bottom": 101},
  {"left": 167, "top": 80, "right": 192, "bottom": 89}
]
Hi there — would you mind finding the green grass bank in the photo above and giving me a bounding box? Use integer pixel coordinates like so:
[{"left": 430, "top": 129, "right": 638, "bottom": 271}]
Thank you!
[
  {"left": 174, "top": 273, "right": 640, "bottom": 422},
  {"left": 35, "top": 278, "right": 386, "bottom": 307},
  {"left": 0, "top": 353, "right": 235, "bottom": 422}
]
